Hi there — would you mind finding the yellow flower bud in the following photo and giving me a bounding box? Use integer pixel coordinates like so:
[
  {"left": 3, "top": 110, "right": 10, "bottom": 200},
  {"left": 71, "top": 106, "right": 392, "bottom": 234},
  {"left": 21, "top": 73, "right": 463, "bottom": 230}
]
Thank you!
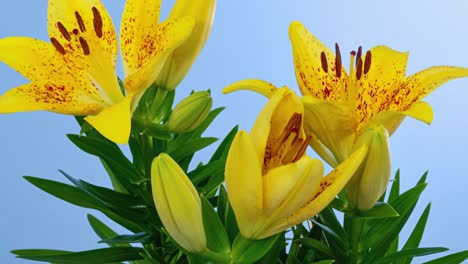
[
  {"left": 157, "top": 0, "right": 216, "bottom": 90},
  {"left": 167, "top": 91, "right": 212, "bottom": 133},
  {"left": 151, "top": 153, "right": 207, "bottom": 252},
  {"left": 346, "top": 125, "right": 391, "bottom": 210}
]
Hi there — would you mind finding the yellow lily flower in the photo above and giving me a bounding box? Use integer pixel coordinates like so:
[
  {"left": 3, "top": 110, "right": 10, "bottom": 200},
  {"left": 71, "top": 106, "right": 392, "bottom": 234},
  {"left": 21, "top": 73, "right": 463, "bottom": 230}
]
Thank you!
[
  {"left": 151, "top": 153, "right": 207, "bottom": 253},
  {"left": 225, "top": 87, "right": 367, "bottom": 239},
  {"left": 155, "top": 0, "right": 217, "bottom": 90},
  {"left": 224, "top": 21, "right": 468, "bottom": 210},
  {"left": 0, "top": 0, "right": 194, "bottom": 144}
]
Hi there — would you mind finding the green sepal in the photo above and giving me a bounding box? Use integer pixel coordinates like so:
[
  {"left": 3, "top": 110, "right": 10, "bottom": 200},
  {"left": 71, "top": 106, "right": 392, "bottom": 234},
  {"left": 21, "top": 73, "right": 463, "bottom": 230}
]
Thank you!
[
  {"left": 11, "top": 247, "right": 144, "bottom": 263},
  {"left": 200, "top": 196, "right": 231, "bottom": 254},
  {"left": 422, "top": 250, "right": 468, "bottom": 264},
  {"left": 356, "top": 202, "right": 399, "bottom": 219},
  {"left": 373, "top": 247, "right": 448, "bottom": 264},
  {"left": 231, "top": 234, "right": 280, "bottom": 263}
]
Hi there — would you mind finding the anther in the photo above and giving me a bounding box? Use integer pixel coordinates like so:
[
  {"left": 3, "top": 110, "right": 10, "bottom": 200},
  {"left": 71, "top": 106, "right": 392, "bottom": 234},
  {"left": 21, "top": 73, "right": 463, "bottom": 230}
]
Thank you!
[
  {"left": 292, "top": 136, "right": 312, "bottom": 162},
  {"left": 271, "top": 113, "right": 302, "bottom": 154},
  {"left": 356, "top": 57, "right": 363, "bottom": 80},
  {"left": 356, "top": 46, "right": 362, "bottom": 66},
  {"left": 320, "top": 52, "right": 328, "bottom": 73},
  {"left": 364, "top": 50, "right": 372, "bottom": 74},
  {"left": 75, "top": 11, "right": 86, "bottom": 32},
  {"left": 50, "top": 37, "right": 66, "bottom": 55},
  {"left": 335, "top": 43, "right": 342, "bottom": 78},
  {"left": 92, "top": 7, "right": 103, "bottom": 38},
  {"left": 57, "top": 22, "right": 71, "bottom": 41},
  {"left": 79, "top": 37, "right": 90, "bottom": 55}
]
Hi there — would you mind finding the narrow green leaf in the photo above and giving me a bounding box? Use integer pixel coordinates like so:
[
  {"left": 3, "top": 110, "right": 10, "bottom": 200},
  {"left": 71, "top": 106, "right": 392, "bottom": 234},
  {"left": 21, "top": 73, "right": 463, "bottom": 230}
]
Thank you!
[
  {"left": 12, "top": 247, "right": 144, "bottom": 263},
  {"left": 298, "top": 238, "right": 335, "bottom": 258},
  {"left": 167, "top": 137, "right": 218, "bottom": 161},
  {"left": 99, "top": 232, "right": 152, "bottom": 244},
  {"left": 312, "top": 261, "right": 335, "bottom": 264},
  {"left": 231, "top": 234, "right": 280, "bottom": 263},
  {"left": 401, "top": 203, "right": 432, "bottom": 264},
  {"left": 310, "top": 220, "right": 341, "bottom": 241},
  {"left": 388, "top": 170, "right": 401, "bottom": 203},
  {"left": 217, "top": 185, "right": 239, "bottom": 243},
  {"left": 201, "top": 196, "right": 231, "bottom": 253},
  {"left": 356, "top": 202, "right": 399, "bottom": 219},
  {"left": 188, "top": 160, "right": 224, "bottom": 185},
  {"left": 422, "top": 250, "right": 468, "bottom": 264},
  {"left": 373, "top": 247, "right": 448, "bottom": 264},
  {"left": 209, "top": 126, "right": 238, "bottom": 162},
  {"left": 87, "top": 214, "right": 129, "bottom": 247}
]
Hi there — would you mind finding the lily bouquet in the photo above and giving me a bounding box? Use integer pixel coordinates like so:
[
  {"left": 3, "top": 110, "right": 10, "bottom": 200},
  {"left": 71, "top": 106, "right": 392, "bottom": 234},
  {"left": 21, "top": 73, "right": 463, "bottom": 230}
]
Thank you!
[{"left": 1, "top": 0, "right": 467, "bottom": 263}]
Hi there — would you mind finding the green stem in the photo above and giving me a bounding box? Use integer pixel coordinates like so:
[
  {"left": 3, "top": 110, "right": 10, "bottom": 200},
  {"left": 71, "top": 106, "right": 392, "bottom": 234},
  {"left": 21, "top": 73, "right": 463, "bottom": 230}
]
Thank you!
[{"left": 345, "top": 212, "right": 366, "bottom": 264}]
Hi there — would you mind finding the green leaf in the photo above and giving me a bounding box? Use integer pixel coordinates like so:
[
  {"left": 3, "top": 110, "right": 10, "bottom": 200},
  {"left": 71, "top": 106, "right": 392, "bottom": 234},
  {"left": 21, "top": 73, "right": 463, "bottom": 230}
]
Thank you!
[
  {"left": 99, "top": 232, "right": 152, "bottom": 244},
  {"left": 422, "top": 250, "right": 468, "bottom": 264},
  {"left": 312, "top": 261, "right": 335, "bottom": 264},
  {"left": 167, "top": 137, "right": 218, "bottom": 161},
  {"left": 401, "top": 203, "right": 431, "bottom": 264},
  {"left": 373, "top": 247, "right": 448, "bottom": 264},
  {"left": 231, "top": 234, "right": 280, "bottom": 264},
  {"left": 188, "top": 160, "right": 224, "bottom": 185},
  {"left": 217, "top": 185, "right": 239, "bottom": 243},
  {"left": 298, "top": 238, "right": 335, "bottom": 258},
  {"left": 87, "top": 214, "right": 129, "bottom": 247},
  {"left": 209, "top": 126, "right": 238, "bottom": 162},
  {"left": 388, "top": 170, "right": 401, "bottom": 203},
  {"left": 201, "top": 196, "right": 231, "bottom": 253},
  {"left": 257, "top": 235, "right": 286, "bottom": 264},
  {"left": 12, "top": 247, "right": 144, "bottom": 263},
  {"left": 356, "top": 202, "right": 399, "bottom": 219}
]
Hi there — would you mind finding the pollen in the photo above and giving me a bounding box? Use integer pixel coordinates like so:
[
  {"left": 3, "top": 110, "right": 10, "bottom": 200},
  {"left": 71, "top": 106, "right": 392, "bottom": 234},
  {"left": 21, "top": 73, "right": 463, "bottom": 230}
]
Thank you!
[
  {"left": 92, "top": 7, "right": 103, "bottom": 38},
  {"left": 79, "top": 37, "right": 90, "bottom": 55},
  {"left": 50, "top": 37, "right": 66, "bottom": 55},
  {"left": 364, "top": 50, "right": 372, "bottom": 74},
  {"left": 75, "top": 11, "right": 86, "bottom": 32},
  {"left": 57, "top": 22, "right": 71, "bottom": 41},
  {"left": 356, "top": 57, "right": 363, "bottom": 80}
]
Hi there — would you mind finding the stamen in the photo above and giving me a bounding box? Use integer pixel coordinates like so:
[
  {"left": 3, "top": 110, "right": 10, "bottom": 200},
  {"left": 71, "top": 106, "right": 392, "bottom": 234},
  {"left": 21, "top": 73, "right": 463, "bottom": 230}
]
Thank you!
[
  {"left": 50, "top": 37, "right": 66, "bottom": 55},
  {"left": 356, "top": 57, "right": 363, "bottom": 80},
  {"left": 292, "top": 136, "right": 312, "bottom": 162},
  {"left": 355, "top": 46, "right": 362, "bottom": 66},
  {"left": 320, "top": 52, "right": 328, "bottom": 73},
  {"left": 92, "top": 7, "right": 103, "bottom": 38},
  {"left": 335, "top": 43, "right": 342, "bottom": 78},
  {"left": 79, "top": 37, "right": 90, "bottom": 55},
  {"left": 270, "top": 113, "right": 301, "bottom": 154},
  {"left": 57, "top": 22, "right": 71, "bottom": 41},
  {"left": 75, "top": 11, "right": 86, "bottom": 32},
  {"left": 364, "top": 50, "right": 372, "bottom": 74}
]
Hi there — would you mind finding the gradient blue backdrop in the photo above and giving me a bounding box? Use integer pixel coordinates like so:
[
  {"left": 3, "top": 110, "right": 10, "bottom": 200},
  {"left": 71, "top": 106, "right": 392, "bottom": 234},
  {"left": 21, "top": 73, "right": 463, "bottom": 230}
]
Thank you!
[{"left": 1, "top": 1, "right": 468, "bottom": 263}]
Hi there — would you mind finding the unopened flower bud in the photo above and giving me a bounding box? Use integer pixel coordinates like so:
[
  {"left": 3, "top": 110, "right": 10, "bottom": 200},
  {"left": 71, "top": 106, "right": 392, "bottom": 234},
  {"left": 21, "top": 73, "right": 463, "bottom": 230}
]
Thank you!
[
  {"left": 151, "top": 153, "right": 207, "bottom": 252},
  {"left": 346, "top": 125, "right": 391, "bottom": 210},
  {"left": 167, "top": 91, "right": 212, "bottom": 133}
]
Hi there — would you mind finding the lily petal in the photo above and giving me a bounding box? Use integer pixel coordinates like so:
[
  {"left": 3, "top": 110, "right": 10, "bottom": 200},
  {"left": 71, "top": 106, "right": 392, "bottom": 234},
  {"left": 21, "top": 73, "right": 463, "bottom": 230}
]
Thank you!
[
  {"left": 267, "top": 145, "right": 367, "bottom": 236},
  {"left": 225, "top": 131, "right": 263, "bottom": 238},
  {"left": 158, "top": 0, "right": 216, "bottom": 89},
  {"left": 223, "top": 79, "right": 279, "bottom": 98},
  {"left": 0, "top": 37, "right": 106, "bottom": 114},
  {"left": 121, "top": 0, "right": 195, "bottom": 92},
  {"left": 392, "top": 66, "right": 468, "bottom": 112},
  {"left": 354, "top": 46, "right": 408, "bottom": 127},
  {"left": 84, "top": 96, "right": 132, "bottom": 144},
  {"left": 48, "top": 0, "right": 122, "bottom": 104},
  {"left": 302, "top": 95, "right": 356, "bottom": 162},
  {"left": 289, "top": 21, "right": 347, "bottom": 100}
]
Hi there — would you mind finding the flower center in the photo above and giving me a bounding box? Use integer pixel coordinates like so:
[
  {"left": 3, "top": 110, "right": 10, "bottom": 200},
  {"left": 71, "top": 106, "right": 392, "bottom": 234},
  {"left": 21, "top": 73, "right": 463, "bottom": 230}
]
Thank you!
[{"left": 263, "top": 113, "right": 311, "bottom": 174}]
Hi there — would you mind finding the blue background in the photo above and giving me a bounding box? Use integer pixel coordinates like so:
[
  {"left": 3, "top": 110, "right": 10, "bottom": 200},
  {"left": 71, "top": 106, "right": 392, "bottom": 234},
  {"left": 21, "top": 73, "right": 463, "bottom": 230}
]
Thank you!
[{"left": 1, "top": 0, "right": 468, "bottom": 263}]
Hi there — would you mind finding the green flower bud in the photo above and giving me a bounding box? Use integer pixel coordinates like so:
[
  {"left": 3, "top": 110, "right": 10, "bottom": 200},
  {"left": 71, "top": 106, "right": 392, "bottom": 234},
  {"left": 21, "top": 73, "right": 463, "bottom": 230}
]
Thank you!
[
  {"left": 167, "top": 91, "right": 212, "bottom": 133},
  {"left": 346, "top": 125, "right": 391, "bottom": 210}
]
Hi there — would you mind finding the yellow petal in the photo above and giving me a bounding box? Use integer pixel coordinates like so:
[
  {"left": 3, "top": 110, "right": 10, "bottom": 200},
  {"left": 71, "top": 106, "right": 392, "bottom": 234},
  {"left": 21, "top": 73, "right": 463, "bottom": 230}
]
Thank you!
[
  {"left": 0, "top": 37, "right": 107, "bottom": 114},
  {"left": 84, "top": 96, "right": 132, "bottom": 144},
  {"left": 391, "top": 66, "right": 468, "bottom": 112},
  {"left": 225, "top": 130, "right": 263, "bottom": 238},
  {"left": 354, "top": 46, "right": 409, "bottom": 127},
  {"left": 268, "top": 145, "right": 367, "bottom": 236},
  {"left": 346, "top": 126, "right": 391, "bottom": 210},
  {"left": 302, "top": 95, "right": 356, "bottom": 163},
  {"left": 222, "top": 79, "right": 279, "bottom": 98},
  {"left": 48, "top": 0, "right": 122, "bottom": 104},
  {"left": 151, "top": 153, "right": 206, "bottom": 252},
  {"left": 308, "top": 132, "right": 339, "bottom": 167},
  {"left": 121, "top": 0, "right": 195, "bottom": 92},
  {"left": 158, "top": 0, "right": 217, "bottom": 89},
  {"left": 368, "top": 101, "right": 434, "bottom": 136},
  {"left": 289, "top": 21, "right": 347, "bottom": 100},
  {"left": 250, "top": 87, "right": 303, "bottom": 163}
]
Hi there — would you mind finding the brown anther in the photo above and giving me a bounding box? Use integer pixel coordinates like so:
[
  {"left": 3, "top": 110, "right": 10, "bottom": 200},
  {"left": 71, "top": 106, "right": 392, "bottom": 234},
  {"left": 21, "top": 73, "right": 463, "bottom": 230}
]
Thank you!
[
  {"left": 50, "top": 37, "right": 66, "bottom": 55},
  {"left": 356, "top": 57, "right": 363, "bottom": 80},
  {"left": 79, "top": 37, "right": 90, "bottom": 55},
  {"left": 292, "top": 135, "right": 312, "bottom": 162},
  {"left": 92, "top": 7, "right": 103, "bottom": 38},
  {"left": 57, "top": 22, "right": 71, "bottom": 41},
  {"left": 270, "top": 113, "right": 302, "bottom": 154},
  {"left": 75, "top": 11, "right": 86, "bottom": 32},
  {"left": 320, "top": 52, "right": 328, "bottom": 73},
  {"left": 335, "top": 43, "right": 342, "bottom": 78},
  {"left": 356, "top": 46, "right": 362, "bottom": 66},
  {"left": 364, "top": 50, "right": 372, "bottom": 74}
]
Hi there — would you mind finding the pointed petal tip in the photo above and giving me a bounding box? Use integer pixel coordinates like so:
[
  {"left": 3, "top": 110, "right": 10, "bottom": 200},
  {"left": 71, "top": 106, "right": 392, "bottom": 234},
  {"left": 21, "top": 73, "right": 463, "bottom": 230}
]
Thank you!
[
  {"left": 223, "top": 79, "right": 278, "bottom": 98},
  {"left": 288, "top": 21, "right": 305, "bottom": 36}
]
